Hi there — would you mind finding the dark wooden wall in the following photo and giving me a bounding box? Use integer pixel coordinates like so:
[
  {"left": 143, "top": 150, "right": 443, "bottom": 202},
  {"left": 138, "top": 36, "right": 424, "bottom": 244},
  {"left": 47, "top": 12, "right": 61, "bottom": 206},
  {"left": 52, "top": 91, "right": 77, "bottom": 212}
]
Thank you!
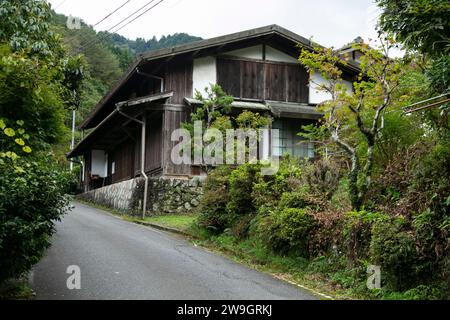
[
  {"left": 108, "top": 138, "right": 135, "bottom": 184},
  {"left": 145, "top": 112, "right": 163, "bottom": 173},
  {"left": 217, "top": 58, "right": 309, "bottom": 103},
  {"left": 164, "top": 59, "right": 193, "bottom": 104},
  {"left": 131, "top": 112, "right": 164, "bottom": 176},
  {"left": 162, "top": 109, "right": 191, "bottom": 176},
  {"left": 83, "top": 151, "right": 92, "bottom": 192}
]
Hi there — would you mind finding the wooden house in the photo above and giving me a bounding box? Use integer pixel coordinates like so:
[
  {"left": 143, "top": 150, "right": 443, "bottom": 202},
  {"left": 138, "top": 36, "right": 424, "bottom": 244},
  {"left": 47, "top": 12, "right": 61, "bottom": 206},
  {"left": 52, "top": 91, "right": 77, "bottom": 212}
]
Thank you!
[{"left": 68, "top": 25, "right": 360, "bottom": 214}]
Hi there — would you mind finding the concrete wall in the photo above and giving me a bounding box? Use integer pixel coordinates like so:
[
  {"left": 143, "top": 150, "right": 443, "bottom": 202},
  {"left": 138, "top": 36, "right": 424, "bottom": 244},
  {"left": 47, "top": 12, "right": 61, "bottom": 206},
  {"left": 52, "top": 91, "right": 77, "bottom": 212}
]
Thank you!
[{"left": 79, "top": 176, "right": 205, "bottom": 216}]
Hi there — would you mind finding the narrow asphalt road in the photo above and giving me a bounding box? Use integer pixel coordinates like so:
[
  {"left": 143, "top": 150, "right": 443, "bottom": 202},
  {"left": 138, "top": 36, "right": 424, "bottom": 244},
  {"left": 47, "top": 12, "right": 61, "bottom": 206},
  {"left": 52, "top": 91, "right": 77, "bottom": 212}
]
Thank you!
[{"left": 30, "top": 202, "right": 318, "bottom": 300}]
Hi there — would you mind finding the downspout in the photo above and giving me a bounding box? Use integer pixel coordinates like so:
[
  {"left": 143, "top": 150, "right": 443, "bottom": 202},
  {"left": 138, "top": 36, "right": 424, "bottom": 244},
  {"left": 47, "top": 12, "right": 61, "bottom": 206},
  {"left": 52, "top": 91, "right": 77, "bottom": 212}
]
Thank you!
[
  {"left": 136, "top": 68, "right": 164, "bottom": 93},
  {"left": 116, "top": 104, "right": 148, "bottom": 219},
  {"left": 140, "top": 116, "right": 148, "bottom": 220}
]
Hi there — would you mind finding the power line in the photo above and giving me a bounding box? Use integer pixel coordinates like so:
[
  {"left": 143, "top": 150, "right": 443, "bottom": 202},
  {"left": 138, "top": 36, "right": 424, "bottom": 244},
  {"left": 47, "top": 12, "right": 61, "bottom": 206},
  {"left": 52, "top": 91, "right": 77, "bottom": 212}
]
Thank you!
[
  {"left": 114, "top": 0, "right": 164, "bottom": 34},
  {"left": 94, "top": 0, "right": 132, "bottom": 27},
  {"left": 54, "top": 0, "right": 68, "bottom": 10},
  {"left": 78, "top": 0, "right": 160, "bottom": 51},
  {"left": 68, "top": 1, "right": 132, "bottom": 48}
]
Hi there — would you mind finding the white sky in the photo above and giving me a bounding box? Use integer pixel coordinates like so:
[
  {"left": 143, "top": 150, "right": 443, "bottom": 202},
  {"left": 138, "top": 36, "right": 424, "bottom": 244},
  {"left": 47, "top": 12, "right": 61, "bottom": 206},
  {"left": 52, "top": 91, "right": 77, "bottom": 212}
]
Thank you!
[{"left": 48, "top": 0, "right": 385, "bottom": 49}]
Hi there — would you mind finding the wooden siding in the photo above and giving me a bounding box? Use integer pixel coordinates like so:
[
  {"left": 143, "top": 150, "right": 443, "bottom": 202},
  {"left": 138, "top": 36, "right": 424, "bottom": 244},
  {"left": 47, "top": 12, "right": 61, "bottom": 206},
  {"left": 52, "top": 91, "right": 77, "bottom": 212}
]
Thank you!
[
  {"left": 162, "top": 109, "right": 191, "bottom": 176},
  {"left": 145, "top": 112, "right": 163, "bottom": 173},
  {"left": 217, "top": 58, "right": 309, "bottom": 103},
  {"left": 216, "top": 59, "right": 241, "bottom": 97},
  {"left": 84, "top": 151, "right": 92, "bottom": 192},
  {"left": 265, "top": 63, "right": 286, "bottom": 101},
  {"left": 286, "top": 64, "right": 309, "bottom": 103},
  {"left": 108, "top": 138, "right": 135, "bottom": 184},
  {"left": 165, "top": 60, "right": 193, "bottom": 104},
  {"left": 242, "top": 60, "right": 265, "bottom": 100}
]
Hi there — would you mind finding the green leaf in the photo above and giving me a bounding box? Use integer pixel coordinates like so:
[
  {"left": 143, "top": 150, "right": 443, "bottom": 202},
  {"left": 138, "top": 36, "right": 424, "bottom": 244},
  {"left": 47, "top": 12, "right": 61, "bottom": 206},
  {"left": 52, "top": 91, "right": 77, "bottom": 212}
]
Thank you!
[
  {"left": 14, "top": 166, "right": 25, "bottom": 174},
  {"left": 23, "top": 146, "right": 32, "bottom": 154},
  {"left": 15, "top": 138, "right": 25, "bottom": 146},
  {"left": 0, "top": 119, "right": 6, "bottom": 130},
  {"left": 4, "top": 128, "right": 15, "bottom": 137},
  {"left": 5, "top": 151, "right": 19, "bottom": 160},
  {"left": 16, "top": 120, "right": 24, "bottom": 126}
]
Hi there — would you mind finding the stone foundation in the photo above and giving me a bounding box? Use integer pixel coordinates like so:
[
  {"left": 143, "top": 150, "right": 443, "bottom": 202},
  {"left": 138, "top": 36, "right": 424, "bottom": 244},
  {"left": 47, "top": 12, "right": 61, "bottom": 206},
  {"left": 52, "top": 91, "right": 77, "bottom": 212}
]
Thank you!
[
  {"left": 79, "top": 176, "right": 205, "bottom": 216},
  {"left": 144, "top": 177, "right": 205, "bottom": 215},
  {"left": 79, "top": 178, "right": 142, "bottom": 213}
]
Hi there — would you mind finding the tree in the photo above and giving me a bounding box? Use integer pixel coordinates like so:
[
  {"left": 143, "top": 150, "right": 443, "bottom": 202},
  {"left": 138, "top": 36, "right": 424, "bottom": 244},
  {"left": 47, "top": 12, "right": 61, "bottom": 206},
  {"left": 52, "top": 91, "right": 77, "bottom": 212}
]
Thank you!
[
  {"left": 299, "top": 40, "right": 403, "bottom": 210},
  {"left": 0, "top": 0, "right": 80, "bottom": 284},
  {"left": 376, "top": 0, "right": 450, "bottom": 57},
  {"left": 0, "top": 0, "right": 86, "bottom": 148},
  {"left": 376, "top": 0, "right": 450, "bottom": 97}
]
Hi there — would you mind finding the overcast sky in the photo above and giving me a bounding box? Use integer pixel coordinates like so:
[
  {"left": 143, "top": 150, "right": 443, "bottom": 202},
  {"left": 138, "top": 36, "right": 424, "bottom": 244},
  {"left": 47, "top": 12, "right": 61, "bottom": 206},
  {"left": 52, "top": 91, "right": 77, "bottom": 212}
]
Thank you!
[{"left": 48, "top": 0, "right": 383, "bottom": 49}]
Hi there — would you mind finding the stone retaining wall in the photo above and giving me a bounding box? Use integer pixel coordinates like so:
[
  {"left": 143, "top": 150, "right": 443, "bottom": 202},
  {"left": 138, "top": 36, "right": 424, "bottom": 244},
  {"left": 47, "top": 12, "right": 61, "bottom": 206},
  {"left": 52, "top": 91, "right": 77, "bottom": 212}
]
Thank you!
[
  {"left": 79, "top": 176, "right": 205, "bottom": 216},
  {"left": 144, "top": 177, "right": 205, "bottom": 215},
  {"left": 78, "top": 178, "right": 142, "bottom": 213}
]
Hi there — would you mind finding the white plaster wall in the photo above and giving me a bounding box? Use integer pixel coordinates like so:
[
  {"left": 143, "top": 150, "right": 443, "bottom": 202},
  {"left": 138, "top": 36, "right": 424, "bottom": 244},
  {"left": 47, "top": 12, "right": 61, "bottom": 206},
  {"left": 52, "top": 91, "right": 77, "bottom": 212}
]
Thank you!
[
  {"left": 265, "top": 46, "right": 298, "bottom": 63},
  {"left": 225, "top": 45, "right": 263, "bottom": 60},
  {"left": 192, "top": 56, "right": 217, "bottom": 96},
  {"left": 91, "top": 150, "right": 107, "bottom": 178},
  {"left": 225, "top": 45, "right": 298, "bottom": 64},
  {"left": 309, "top": 72, "right": 353, "bottom": 104}
]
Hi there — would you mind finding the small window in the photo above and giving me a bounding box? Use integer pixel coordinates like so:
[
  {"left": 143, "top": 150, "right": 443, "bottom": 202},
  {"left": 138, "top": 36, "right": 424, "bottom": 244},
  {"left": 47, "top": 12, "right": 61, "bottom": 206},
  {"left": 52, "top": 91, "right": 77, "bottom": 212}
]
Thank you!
[
  {"left": 111, "top": 161, "right": 116, "bottom": 175},
  {"left": 272, "top": 119, "right": 315, "bottom": 159}
]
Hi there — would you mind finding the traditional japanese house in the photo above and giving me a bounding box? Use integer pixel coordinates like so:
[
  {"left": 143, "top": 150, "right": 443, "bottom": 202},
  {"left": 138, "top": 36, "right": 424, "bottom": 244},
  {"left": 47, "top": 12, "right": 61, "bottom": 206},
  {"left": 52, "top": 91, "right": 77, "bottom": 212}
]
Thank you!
[{"left": 68, "top": 25, "right": 359, "bottom": 215}]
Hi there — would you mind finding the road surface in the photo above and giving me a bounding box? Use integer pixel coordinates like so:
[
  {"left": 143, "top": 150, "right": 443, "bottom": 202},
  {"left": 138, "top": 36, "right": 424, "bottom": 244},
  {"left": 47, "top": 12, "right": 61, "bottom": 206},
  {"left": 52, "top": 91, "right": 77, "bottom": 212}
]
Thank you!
[{"left": 30, "top": 202, "right": 318, "bottom": 300}]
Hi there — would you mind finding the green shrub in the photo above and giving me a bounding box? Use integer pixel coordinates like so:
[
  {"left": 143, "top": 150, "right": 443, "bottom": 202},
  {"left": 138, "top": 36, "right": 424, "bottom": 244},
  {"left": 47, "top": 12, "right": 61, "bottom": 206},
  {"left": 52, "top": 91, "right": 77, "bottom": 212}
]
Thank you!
[
  {"left": 0, "top": 157, "right": 70, "bottom": 283},
  {"left": 252, "top": 156, "right": 302, "bottom": 211},
  {"left": 197, "top": 166, "right": 233, "bottom": 234},
  {"left": 226, "top": 163, "right": 260, "bottom": 217},
  {"left": 370, "top": 216, "right": 418, "bottom": 291},
  {"left": 278, "top": 187, "right": 312, "bottom": 210},
  {"left": 258, "top": 208, "right": 316, "bottom": 257},
  {"left": 383, "top": 285, "right": 443, "bottom": 300},
  {"left": 308, "top": 210, "right": 346, "bottom": 258},
  {"left": 302, "top": 159, "right": 343, "bottom": 200},
  {"left": 344, "top": 210, "right": 385, "bottom": 264}
]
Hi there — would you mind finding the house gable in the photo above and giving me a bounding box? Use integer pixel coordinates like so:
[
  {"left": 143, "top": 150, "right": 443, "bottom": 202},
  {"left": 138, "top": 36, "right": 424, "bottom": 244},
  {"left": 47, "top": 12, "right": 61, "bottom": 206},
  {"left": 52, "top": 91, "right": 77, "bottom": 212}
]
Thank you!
[{"left": 79, "top": 24, "right": 360, "bottom": 130}]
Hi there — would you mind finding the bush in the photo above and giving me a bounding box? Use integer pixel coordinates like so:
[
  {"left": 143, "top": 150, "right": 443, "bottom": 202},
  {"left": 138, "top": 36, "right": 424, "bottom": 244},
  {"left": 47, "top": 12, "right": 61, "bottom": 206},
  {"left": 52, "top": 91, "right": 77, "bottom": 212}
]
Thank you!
[
  {"left": 302, "top": 159, "right": 343, "bottom": 201},
  {"left": 344, "top": 210, "right": 384, "bottom": 264},
  {"left": 258, "top": 208, "right": 315, "bottom": 257},
  {"left": 278, "top": 187, "right": 313, "bottom": 210},
  {"left": 309, "top": 210, "right": 346, "bottom": 258},
  {"left": 197, "top": 166, "right": 233, "bottom": 234},
  {"left": 226, "top": 163, "right": 260, "bottom": 218},
  {"left": 370, "top": 216, "right": 418, "bottom": 291},
  {"left": 0, "top": 157, "right": 70, "bottom": 283},
  {"left": 252, "top": 156, "right": 302, "bottom": 211}
]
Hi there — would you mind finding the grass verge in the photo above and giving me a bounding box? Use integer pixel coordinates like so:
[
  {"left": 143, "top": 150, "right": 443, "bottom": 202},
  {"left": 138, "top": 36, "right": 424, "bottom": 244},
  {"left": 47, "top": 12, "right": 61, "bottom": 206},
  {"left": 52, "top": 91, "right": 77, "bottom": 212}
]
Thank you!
[{"left": 139, "top": 215, "right": 197, "bottom": 232}]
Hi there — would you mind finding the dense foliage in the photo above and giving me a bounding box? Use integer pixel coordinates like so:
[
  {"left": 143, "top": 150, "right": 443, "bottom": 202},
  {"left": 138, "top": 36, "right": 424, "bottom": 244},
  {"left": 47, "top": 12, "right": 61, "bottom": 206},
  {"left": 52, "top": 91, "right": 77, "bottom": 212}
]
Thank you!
[
  {"left": 0, "top": 0, "right": 78, "bottom": 284},
  {"left": 195, "top": 3, "right": 449, "bottom": 298},
  {"left": 104, "top": 32, "right": 202, "bottom": 56}
]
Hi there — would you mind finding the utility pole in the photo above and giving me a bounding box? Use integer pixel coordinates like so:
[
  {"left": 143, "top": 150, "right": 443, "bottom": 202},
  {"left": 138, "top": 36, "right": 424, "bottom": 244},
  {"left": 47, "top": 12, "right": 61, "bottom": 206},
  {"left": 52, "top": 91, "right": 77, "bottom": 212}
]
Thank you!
[{"left": 70, "top": 109, "right": 76, "bottom": 171}]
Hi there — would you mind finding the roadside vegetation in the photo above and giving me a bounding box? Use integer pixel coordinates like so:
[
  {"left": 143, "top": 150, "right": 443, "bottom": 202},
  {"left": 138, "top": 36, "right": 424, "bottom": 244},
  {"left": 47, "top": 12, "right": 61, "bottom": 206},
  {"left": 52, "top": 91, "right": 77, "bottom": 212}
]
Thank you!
[
  {"left": 0, "top": 0, "right": 81, "bottom": 298},
  {"left": 187, "top": 0, "right": 450, "bottom": 300}
]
